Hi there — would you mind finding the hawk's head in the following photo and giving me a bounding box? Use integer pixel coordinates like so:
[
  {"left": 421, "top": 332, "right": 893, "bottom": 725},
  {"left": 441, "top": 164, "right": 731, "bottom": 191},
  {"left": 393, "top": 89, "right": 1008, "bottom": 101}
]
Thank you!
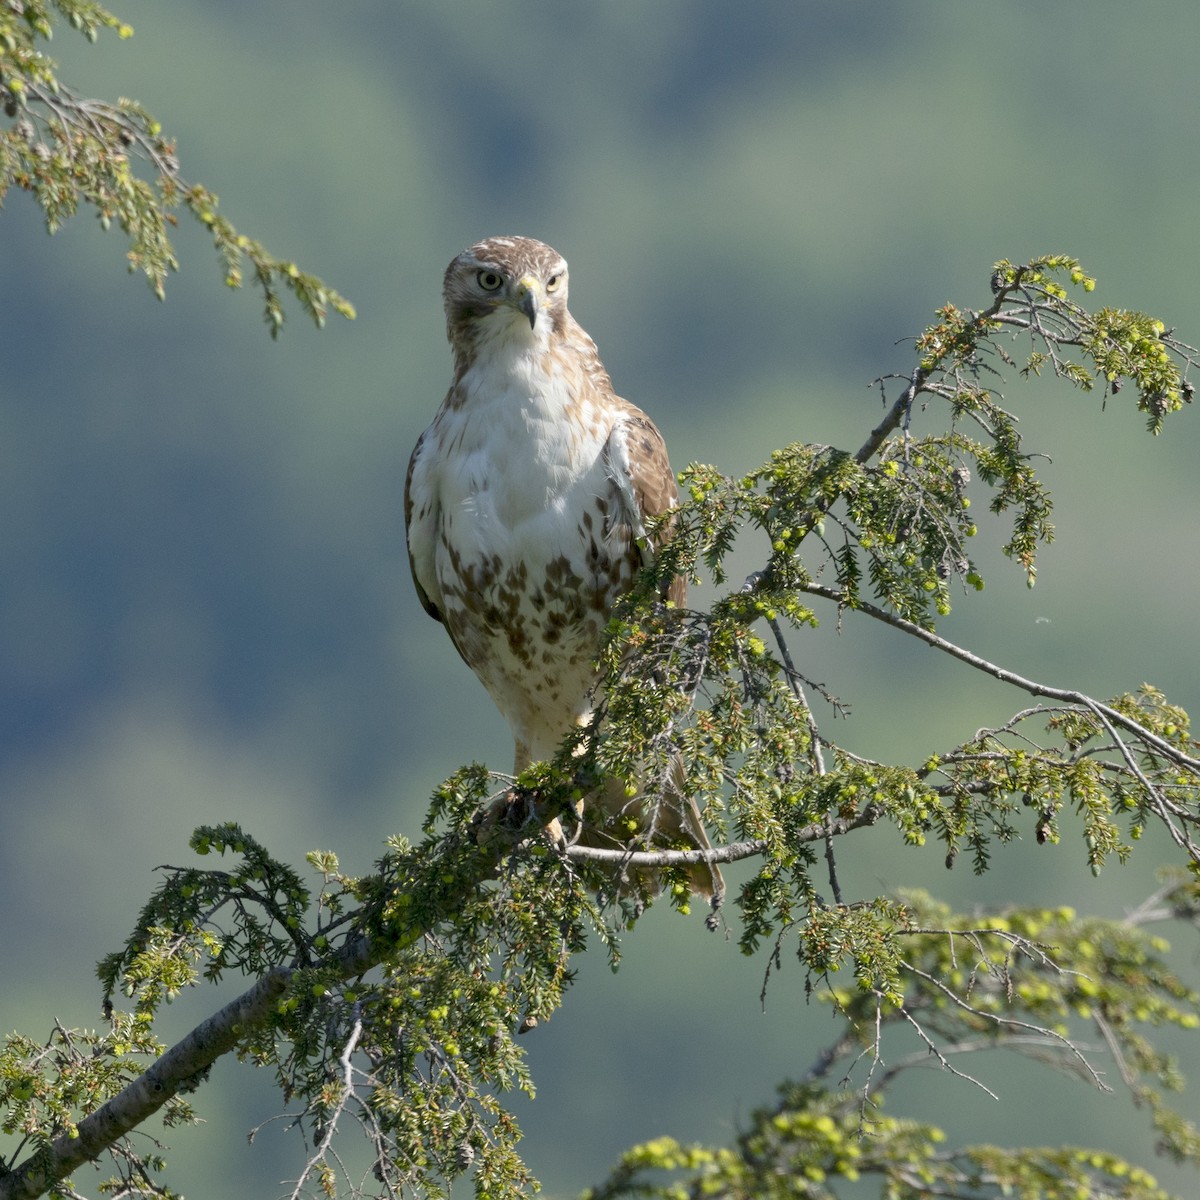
[{"left": 443, "top": 236, "right": 571, "bottom": 358}]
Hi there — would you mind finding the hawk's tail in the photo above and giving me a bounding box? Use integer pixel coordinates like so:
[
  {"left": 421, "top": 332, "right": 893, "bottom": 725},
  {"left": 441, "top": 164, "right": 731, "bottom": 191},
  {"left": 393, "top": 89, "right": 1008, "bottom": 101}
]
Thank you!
[{"left": 585, "top": 757, "right": 724, "bottom": 904}]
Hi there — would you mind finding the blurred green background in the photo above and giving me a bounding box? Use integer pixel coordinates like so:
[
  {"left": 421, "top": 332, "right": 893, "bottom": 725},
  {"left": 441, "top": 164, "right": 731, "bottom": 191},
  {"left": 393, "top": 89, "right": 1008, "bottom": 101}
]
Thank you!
[{"left": 3, "top": 2, "right": 1199, "bottom": 1195}]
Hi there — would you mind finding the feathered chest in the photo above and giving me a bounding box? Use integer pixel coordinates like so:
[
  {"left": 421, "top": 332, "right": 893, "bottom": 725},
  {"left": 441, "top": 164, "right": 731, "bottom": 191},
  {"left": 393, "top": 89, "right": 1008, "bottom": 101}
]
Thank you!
[
  {"left": 434, "top": 356, "right": 618, "bottom": 557},
  {"left": 410, "top": 348, "right": 642, "bottom": 697}
]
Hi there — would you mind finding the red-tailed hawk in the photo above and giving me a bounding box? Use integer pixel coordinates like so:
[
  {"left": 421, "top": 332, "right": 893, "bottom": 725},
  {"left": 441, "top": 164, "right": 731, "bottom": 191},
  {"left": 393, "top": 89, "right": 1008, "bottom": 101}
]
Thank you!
[{"left": 405, "top": 236, "right": 722, "bottom": 902}]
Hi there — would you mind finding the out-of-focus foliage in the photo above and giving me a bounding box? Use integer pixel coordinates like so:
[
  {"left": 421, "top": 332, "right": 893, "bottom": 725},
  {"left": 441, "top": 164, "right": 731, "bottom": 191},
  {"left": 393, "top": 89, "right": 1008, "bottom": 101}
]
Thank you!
[{"left": 585, "top": 888, "right": 1200, "bottom": 1200}]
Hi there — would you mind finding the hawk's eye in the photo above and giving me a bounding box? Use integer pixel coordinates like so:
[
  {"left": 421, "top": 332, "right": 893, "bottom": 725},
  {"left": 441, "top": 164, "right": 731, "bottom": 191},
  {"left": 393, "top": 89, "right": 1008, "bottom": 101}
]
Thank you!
[
  {"left": 476, "top": 270, "right": 504, "bottom": 292},
  {"left": 545, "top": 272, "right": 563, "bottom": 293}
]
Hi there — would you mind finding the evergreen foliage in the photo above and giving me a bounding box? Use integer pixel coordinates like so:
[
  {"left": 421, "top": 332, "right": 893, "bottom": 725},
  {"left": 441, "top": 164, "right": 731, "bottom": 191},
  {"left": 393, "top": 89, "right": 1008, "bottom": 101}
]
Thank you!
[{"left": 0, "top": 0, "right": 354, "bottom": 334}]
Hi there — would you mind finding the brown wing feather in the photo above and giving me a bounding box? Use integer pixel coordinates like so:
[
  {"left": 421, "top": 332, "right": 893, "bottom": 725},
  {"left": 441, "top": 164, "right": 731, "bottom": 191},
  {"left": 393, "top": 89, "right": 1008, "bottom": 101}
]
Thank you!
[
  {"left": 403, "top": 428, "right": 442, "bottom": 622},
  {"left": 405, "top": 423, "right": 481, "bottom": 672},
  {"left": 616, "top": 405, "right": 688, "bottom": 608}
]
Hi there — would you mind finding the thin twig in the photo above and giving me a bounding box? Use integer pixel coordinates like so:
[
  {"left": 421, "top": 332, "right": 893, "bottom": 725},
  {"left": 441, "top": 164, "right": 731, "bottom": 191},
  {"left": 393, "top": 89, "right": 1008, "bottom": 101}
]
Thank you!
[
  {"left": 286, "top": 1005, "right": 365, "bottom": 1200},
  {"left": 899, "top": 960, "right": 1110, "bottom": 1092},
  {"left": 887, "top": 993, "right": 1000, "bottom": 1100},
  {"left": 799, "top": 583, "right": 1200, "bottom": 774},
  {"left": 765, "top": 614, "right": 844, "bottom": 905}
]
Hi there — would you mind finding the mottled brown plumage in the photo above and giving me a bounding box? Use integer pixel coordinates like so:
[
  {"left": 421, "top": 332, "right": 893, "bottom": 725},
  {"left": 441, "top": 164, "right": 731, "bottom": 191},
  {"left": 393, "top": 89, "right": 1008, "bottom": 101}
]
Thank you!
[{"left": 405, "top": 236, "right": 721, "bottom": 900}]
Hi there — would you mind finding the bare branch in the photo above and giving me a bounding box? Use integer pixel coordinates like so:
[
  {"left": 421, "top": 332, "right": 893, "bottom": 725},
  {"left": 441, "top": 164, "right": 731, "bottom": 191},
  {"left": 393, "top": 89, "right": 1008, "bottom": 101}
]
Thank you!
[
  {"left": 285, "top": 1005, "right": 365, "bottom": 1200},
  {"left": 886, "top": 990, "right": 1001, "bottom": 1101},
  {"left": 561, "top": 806, "right": 882, "bottom": 873},
  {"left": 897, "top": 960, "right": 1110, "bottom": 1092},
  {"left": 799, "top": 582, "right": 1200, "bottom": 773}
]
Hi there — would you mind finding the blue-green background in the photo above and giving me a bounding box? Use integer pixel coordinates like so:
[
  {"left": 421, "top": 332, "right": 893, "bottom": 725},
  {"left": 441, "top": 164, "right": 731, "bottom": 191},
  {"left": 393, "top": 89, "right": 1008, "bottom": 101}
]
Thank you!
[{"left": 3, "top": 3, "right": 1198, "bottom": 1195}]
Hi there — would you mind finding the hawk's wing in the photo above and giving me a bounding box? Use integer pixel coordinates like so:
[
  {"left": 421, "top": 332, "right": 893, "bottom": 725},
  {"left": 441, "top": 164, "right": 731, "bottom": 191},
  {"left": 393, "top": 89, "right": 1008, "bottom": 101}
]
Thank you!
[
  {"left": 603, "top": 406, "right": 687, "bottom": 608},
  {"left": 404, "top": 421, "right": 481, "bottom": 671},
  {"left": 404, "top": 425, "right": 442, "bottom": 622}
]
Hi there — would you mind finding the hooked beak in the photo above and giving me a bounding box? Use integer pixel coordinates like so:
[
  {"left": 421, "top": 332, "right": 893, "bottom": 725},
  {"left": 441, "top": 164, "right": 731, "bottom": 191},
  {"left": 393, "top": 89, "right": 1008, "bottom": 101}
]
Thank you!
[{"left": 514, "top": 275, "right": 540, "bottom": 329}]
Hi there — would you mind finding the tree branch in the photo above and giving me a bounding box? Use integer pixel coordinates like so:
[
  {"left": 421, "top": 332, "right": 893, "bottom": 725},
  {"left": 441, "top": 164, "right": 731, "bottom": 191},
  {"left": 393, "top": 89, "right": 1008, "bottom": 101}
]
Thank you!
[
  {"left": 0, "top": 827, "right": 502, "bottom": 1200},
  {"left": 799, "top": 582, "right": 1200, "bottom": 773},
  {"left": 0, "top": 969, "right": 290, "bottom": 1200},
  {"left": 561, "top": 809, "right": 881, "bottom": 872}
]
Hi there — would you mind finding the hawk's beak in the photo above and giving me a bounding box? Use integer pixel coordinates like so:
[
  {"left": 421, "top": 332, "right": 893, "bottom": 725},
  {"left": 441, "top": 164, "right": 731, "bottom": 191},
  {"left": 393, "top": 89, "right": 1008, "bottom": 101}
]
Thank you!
[{"left": 514, "top": 275, "right": 540, "bottom": 329}]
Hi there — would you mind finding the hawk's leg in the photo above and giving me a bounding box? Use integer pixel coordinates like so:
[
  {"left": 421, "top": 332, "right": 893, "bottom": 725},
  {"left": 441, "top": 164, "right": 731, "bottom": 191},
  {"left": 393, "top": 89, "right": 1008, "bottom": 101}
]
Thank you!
[{"left": 473, "top": 784, "right": 583, "bottom": 851}]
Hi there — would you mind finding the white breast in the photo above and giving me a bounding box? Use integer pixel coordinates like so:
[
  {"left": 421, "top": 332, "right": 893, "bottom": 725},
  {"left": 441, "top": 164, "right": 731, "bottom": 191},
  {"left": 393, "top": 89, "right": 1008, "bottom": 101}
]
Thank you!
[
  {"left": 437, "top": 344, "right": 609, "bottom": 558},
  {"left": 421, "top": 339, "right": 626, "bottom": 759}
]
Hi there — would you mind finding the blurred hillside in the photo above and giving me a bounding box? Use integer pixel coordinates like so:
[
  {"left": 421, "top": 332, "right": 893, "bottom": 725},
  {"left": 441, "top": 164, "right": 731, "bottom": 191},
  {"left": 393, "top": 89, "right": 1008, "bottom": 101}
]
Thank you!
[{"left": 2, "top": 2, "right": 1198, "bottom": 1196}]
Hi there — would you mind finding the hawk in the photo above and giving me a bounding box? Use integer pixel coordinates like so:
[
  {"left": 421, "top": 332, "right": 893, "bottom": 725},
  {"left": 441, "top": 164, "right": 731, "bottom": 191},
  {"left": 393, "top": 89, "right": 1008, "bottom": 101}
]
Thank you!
[{"left": 405, "top": 236, "right": 722, "bottom": 902}]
